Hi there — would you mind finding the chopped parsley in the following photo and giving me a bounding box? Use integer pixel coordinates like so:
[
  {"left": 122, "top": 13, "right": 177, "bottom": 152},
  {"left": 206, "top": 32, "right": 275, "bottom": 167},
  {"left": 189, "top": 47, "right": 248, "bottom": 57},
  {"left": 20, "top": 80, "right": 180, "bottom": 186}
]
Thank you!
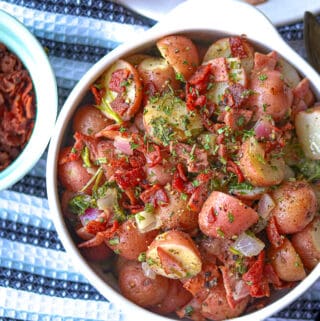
[{"left": 258, "top": 73, "right": 268, "bottom": 81}]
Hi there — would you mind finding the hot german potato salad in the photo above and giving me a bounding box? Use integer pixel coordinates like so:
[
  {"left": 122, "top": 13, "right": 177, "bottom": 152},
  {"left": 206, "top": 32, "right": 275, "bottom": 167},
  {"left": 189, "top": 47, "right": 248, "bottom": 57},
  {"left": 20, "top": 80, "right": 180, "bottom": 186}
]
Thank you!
[{"left": 58, "top": 34, "right": 320, "bottom": 320}]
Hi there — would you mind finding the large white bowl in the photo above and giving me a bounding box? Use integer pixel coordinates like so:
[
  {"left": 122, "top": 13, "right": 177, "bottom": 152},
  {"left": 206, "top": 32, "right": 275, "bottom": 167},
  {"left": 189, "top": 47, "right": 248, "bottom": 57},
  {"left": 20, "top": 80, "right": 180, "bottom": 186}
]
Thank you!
[
  {"left": 0, "top": 9, "right": 57, "bottom": 190},
  {"left": 47, "top": 0, "right": 320, "bottom": 320}
]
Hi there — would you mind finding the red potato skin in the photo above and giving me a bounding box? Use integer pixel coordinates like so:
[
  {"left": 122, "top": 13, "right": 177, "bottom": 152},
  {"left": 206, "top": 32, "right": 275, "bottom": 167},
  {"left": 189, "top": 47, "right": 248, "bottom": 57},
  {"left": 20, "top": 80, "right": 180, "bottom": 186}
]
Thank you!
[
  {"left": 249, "top": 69, "right": 293, "bottom": 121},
  {"left": 151, "top": 280, "right": 192, "bottom": 315},
  {"left": 79, "top": 242, "right": 113, "bottom": 262},
  {"left": 268, "top": 237, "right": 306, "bottom": 282},
  {"left": 155, "top": 189, "right": 199, "bottom": 232},
  {"left": 58, "top": 147, "right": 93, "bottom": 193},
  {"left": 291, "top": 216, "right": 320, "bottom": 270},
  {"left": 72, "top": 104, "right": 113, "bottom": 136},
  {"left": 137, "top": 57, "right": 180, "bottom": 94},
  {"left": 157, "top": 35, "right": 199, "bottom": 81},
  {"left": 118, "top": 260, "right": 169, "bottom": 307},
  {"left": 198, "top": 191, "right": 259, "bottom": 239},
  {"left": 200, "top": 280, "right": 249, "bottom": 321},
  {"left": 271, "top": 181, "right": 317, "bottom": 234},
  {"left": 106, "top": 219, "right": 159, "bottom": 260}
]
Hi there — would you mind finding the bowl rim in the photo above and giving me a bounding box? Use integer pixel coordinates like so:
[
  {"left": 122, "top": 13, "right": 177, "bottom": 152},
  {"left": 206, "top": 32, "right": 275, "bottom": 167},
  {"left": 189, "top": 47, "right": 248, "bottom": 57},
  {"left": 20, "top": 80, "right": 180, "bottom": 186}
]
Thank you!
[
  {"left": 47, "top": 0, "right": 320, "bottom": 320},
  {"left": 0, "top": 9, "right": 57, "bottom": 191}
]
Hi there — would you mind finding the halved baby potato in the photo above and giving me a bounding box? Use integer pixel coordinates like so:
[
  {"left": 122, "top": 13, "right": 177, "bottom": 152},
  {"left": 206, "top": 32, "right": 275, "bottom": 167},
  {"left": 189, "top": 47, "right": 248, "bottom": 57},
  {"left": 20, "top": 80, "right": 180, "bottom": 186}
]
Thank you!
[
  {"left": 268, "top": 237, "right": 306, "bottom": 282},
  {"left": 291, "top": 216, "right": 320, "bottom": 270},
  {"left": 157, "top": 35, "right": 199, "bottom": 81},
  {"left": 202, "top": 36, "right": 254, "bottom": 74},
  {"left": 94, "top": 59, "right": 142, "bottom": 122},
  {"left": 138, "top": 57, "right": 180, "bottom": 93},
  {"left": 205, "top": 57, "right": 248, "bottom": 105},
  {"left": 295, "top": 106, "right": 320, "bottom": 160},
  {"left": 143, "top": 92, "right": 203, "bottom": 145},
  {"left": 276, "top": 57, "right": 301, "bottom": 88},
  {"left": 146, "top": 230, "right": 202, "bottom": 279},
  {"left": 238, "top": 137, "right": 285, "bottom": 187},
  {"left": 271, "top": 180, "right": 317, "bottom": 234},
  {"left": 198, "top": 191, "right": 259, "bottom": 239}
]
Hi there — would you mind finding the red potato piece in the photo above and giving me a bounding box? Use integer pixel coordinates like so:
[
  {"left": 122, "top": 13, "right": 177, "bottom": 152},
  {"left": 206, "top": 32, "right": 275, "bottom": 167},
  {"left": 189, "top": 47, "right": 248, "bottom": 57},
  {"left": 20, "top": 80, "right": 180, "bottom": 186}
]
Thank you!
[
  {"left": 291, "top": 216, "right": 320, "bottom": 270},
  {"left": 271, "top": 180, "right": 317, "bottom": 234},
  {"left": 124, "top": 53, "right": 151, "bottom": 67},
  {"left": 58, "top": 147, "right": 93, "bottom": 193},
  {"left": 157, "top": 35, "right": 199, "bottom": 81},
  {"left": 295, "top": 106, "right": 320, "bottom": 160},
  {"left": 151, "top": 279, "right": 192, "bottom": 315},
  {"left": 118, "top": 260, "right": 169, "bottom": 307},
  {"left": 249, "top": 69, "right": 293, "bottom": 121},
  {"left": 238, "top": 137, "right": 285, "bottom": 187},
  {"left": 138, "top": 57, "right": 180, "bottom": 94},
  {"left": 202, "top": 36, "right": 254, "bottom": 74},
  {"left": 268, "top": 237, "right": 306, "bottom": 282},
  {"left": 72, "top": 104, "right": 113, "bottom": 136},
  {"left": 198, "top": 191, "right": 259, "bottom": 239},
  {"left": 79, "top": 241, "right": 113, "bottom": 262},
  {"left": 155, "top": 188, "right": 199, "bottom": 232},
  {"left": 200, "top": 279, "right": 249, "bottom": 321},
  {"left": 146, "top": 230, "right": 202, "bottom": 279},
  {"left": 95, "top": 59, "right": 143, "bottom": 122},
  {"left": 106, "top": 219, "right": 159, "bottom": 260}
]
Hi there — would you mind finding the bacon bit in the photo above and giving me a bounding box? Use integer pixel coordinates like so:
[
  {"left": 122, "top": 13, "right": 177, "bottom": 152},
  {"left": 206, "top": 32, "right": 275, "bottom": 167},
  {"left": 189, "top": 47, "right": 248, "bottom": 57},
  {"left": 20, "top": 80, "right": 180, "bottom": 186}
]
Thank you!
[
  {"left": 140, "top": 184, "right": 169, "bottom": 207},
  {"left": 0, "top": 44, "right": 36, "bottom": 171},
  {"left": 229, "top": 36, "right": 248, "bottom": 59},
  {"left": 177, "top": 163, "right": 188, "bottom": 182},
  {"left": 209, "top": 57, "right": 229, "bottom": 82},
  {"left": 129, "top": 150, "right": 146, "bottom": 168},
  {"left": 266, "top": 216, "right": 284, "bottom": 248},
  {"left": 110, "top": 95, "right": 129, "bottom": 116},
  {"left": 78, "top": 220, "right": 119, "bottom": 248},
  {"left": 146, "top": 143, "right": 162, "bottom": 167},
  {"left": 188, "top": 184, "right": 209, "bottom": 212},
  {"left": 224, "top": 83, "right": 250, "bottom": 108},
  {"left": 91, "top": 85, "right": 102, "bottom": 105},
  {"left": 242, "top": 251, "right": 270, "bottom": 298},
  {"left": 172, "top": 171, "right": 187, "bottom": 193},
  {"left": 85, "top": 220, "right": 108, "bottom": 234},
  {"left": 183, "top": 262, "right": 219, "bottom": 299},
  {"left": 114, "top": 167, "right": 146, "bottom": 189},
  {"left": 157, "top": 246, "right": 186, "bottom": 277},
  {"left": 264, "top": 263, "right": 283, "bottom": 288},
  {"left": 220, "top": 265, "right": 248, "bottom": 309},
  {"left": 109, "top": 68, "right": 130, "bottom": 93},
  {"left": 227, "top": 160, "right": 245, "bottom": 183}
]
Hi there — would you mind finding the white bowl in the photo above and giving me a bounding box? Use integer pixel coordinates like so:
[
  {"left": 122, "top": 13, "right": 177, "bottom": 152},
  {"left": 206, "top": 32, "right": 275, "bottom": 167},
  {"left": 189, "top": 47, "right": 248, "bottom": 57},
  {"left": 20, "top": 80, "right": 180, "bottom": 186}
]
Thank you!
[
  {"left": 47, "top": 0, "right": 320, "bottom": 320},
  {"left": 0, "top": 9, "right": 57, "bottom": 190}
]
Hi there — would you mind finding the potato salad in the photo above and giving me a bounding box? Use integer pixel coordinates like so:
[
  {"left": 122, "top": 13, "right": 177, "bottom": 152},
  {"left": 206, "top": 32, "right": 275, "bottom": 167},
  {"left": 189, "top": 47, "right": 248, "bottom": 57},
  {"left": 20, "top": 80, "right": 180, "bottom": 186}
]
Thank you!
[{"left": 58, "top": 34, "right": 320, "bottom": 321}]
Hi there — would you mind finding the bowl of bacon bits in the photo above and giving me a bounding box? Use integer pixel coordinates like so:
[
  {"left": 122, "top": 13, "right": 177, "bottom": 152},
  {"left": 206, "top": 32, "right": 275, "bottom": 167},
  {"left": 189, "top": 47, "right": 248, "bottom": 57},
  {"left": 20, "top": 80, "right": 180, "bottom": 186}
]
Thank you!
[
  {"left": 47, "top": 0, "right": 320, "bottom": 320},
  {"left": 0, "top": 9, "right": 57, "bottom": 190}
]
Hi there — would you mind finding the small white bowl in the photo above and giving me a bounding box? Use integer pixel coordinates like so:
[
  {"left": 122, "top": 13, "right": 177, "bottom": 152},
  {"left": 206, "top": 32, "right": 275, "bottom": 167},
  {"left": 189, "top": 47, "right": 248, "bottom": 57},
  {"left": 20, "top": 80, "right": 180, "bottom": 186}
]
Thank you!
[
  {"left": 47, "top": 0, "right": 320, "bottom": 320},
  {"left": 0, "top": 9, "right": 57, "bottom": 190}
]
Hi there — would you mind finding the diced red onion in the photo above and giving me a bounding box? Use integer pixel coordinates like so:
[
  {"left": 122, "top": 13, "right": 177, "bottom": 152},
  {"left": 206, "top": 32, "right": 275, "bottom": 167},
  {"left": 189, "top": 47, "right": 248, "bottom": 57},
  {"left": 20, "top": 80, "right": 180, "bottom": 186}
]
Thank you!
[
  {"left": 254, "top": 116, "right": 275, "bottom": 140},
  {"left": 233, "top": 280, "right": 250, "bottom": 301},
  {"left": 97, "top": 188, "right": 118, "bottom": 211},
  {"left": 80, "top": 208, "right": 102, "bottom": 227},
  {"left": 233, "top": 232, "right": 265, "bottom": 257},
  {"left": 257, "top": 193, "right": 275, "bottom": 220},
  {"left": 113, "top": 135, "right": 133, "bottom": 155},
  {"left": 141, "top": 261, "right": 156, "bottom": 279}
]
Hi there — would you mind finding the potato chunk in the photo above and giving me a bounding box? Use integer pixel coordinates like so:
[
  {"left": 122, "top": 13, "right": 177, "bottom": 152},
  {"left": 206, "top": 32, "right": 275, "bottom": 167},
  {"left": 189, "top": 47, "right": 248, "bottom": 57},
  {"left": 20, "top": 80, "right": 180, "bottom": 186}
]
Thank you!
[
  {"left": 239, "top": 137, "right": 285, "bottom": 187},
  {"left": 146, "top": 230, "right": 202, "bottom": 279},
  {"left": 295, "top": 106, "right": 320, "bottom": 160},
  {"left": 291, "top": 216, "right": 320, "bottom": 270},
  {"left": 143, "top": 92, "right": 203, "bottom": 145}
]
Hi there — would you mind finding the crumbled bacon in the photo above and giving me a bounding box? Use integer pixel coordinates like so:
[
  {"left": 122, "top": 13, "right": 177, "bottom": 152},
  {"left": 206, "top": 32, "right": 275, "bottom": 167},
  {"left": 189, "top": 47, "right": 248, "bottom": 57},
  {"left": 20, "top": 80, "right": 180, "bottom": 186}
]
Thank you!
[{"left": 0, "top": 44, "right": 36, "bottom": 171}]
